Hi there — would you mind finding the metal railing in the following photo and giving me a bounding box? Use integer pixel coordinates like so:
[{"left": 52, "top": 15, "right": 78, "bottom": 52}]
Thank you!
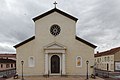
[
  {"left": 95, "top": 68, "right": 109, "bottom": 78},
  {"left": 95, "top": 68, "right": 120, "bottom": 79}
]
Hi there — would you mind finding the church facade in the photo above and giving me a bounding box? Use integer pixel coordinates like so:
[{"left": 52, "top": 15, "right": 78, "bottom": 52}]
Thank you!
[{"left": 14, "top": 8, "right": 96, "bottom": 76}]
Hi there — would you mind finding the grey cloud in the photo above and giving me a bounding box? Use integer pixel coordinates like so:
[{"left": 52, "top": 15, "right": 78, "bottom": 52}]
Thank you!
[
  {"left": 0, "top": 45, "right": 15, "bottom": 53},
  {"left": 0, "top": 0, "right": 120, "bottom": 53},
  {"left": 75, "top": 0, "right": 120, "bottom": 52}
]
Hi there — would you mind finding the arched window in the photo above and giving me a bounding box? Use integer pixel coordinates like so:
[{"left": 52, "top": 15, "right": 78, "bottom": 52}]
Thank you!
[
  {"left": 6, "top": 64, "right": 10, "bottom": 68},
  {"left": 1, "top": 64, "right": 3, "bottom": 68},
  {"left": 11, "top": 64, "right": 13, "bottom": 68},
  {"left": 107, "top": 57, "right": 110, "bottom": 62},
  {"left": 28, "top": 57, "right": 35, "bottom": 67},
  {"left": 76, "top": 56, "right": 82, "bottom": 67},
  {"left": 105, "top": 57, "right": 107, "bottom": 62}
]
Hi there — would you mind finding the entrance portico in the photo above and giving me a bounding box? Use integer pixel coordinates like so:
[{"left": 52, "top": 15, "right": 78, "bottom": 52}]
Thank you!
[{"left": 44, "top": 42, "right": 66, "bottom": 75}]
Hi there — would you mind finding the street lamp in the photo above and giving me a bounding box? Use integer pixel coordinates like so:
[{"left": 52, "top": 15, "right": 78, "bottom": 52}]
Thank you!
[
  {"left": 86, "top": 60, "right": 89, "bottom": 80},
  {"left": 21, "top": 61, "right": 24, "bottom": 80}
]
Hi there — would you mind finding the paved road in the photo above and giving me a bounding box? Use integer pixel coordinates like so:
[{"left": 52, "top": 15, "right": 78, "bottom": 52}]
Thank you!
[
  {"left": 105, "top": 78, "right": 120, "bottom": 80},
  {"left": 7, "top": 76, "right": 104, "bottom": 80},
  {"left": 0, "top": 78, "right": 6, "bottom": 80}
]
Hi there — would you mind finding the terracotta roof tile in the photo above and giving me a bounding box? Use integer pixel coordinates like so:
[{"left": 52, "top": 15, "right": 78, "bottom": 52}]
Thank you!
[
  {"left": 0, "top": 54, "right": 16, "bottom": 58},
  {"left": 95, "top": 47, "right": 120, "bottom": 57}
]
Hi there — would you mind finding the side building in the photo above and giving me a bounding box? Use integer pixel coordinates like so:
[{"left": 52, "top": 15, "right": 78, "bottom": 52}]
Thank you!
[
  {"left": 0, "top": 54, "right": 16, "bottom": 71},
  {"left": 0, "top": 59, "right": 16, "bottom": 71},
  {"left": 95, "top": 47, "right": 120, "bottom": 72}
]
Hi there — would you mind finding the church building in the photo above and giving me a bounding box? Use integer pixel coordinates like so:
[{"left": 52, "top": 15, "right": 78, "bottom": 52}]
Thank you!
[{"left": 14, "top": 6, "right": 96, "bottom": 76}]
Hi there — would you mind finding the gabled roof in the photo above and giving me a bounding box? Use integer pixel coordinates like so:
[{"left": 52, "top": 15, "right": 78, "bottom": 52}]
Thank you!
[
  {"left": 14, "top": 36, "right": 97, "bottom": 48},
  {"left": 33, "top": 8, "right": 78, "bottom": 22},
  {"left": 14, "top": 8, "right": 96, "bottom": 49},
  {"left": 76, "top": 36, "right": 97, "bottom": 49},
  {"left": 95, "top": 47, "right": 120, "bottom": 57},
  {"left": 14, "top": 36, "right": 35, "bottom": 48}
]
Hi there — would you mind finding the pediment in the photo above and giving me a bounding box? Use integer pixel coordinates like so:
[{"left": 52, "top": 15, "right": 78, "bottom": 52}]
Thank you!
[
  {"left": 44, "top": 42, "right": 66, "bottom": 50},
  {"left": 33, "top": 8, "right": 78, "bottom": 22}
]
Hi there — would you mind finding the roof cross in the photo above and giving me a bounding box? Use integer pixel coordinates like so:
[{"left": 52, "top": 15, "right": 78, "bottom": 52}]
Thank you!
[{"left": 53, "top": 1, "right": 57, "bottom": 8}]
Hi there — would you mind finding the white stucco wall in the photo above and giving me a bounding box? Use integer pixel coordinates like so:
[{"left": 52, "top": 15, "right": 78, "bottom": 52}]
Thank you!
[{"left": 95, "top": 55, "right": 114, "bottom": 71}]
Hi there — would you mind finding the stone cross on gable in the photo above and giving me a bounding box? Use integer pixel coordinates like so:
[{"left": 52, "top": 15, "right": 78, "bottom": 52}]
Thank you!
[{"left": 53, "top": 1, "right": 57, "bottom": 8}]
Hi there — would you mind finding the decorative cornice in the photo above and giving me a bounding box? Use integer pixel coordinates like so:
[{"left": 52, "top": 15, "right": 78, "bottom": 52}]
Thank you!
[
  {"left": 75, "top": 36, "right": 97, "bottom": 49},
  {"left": 14, "top": 36, "right": 35, "bottom": 48},
  {"left": 33, "top": 8, "right": 78, "bottom": 22}
]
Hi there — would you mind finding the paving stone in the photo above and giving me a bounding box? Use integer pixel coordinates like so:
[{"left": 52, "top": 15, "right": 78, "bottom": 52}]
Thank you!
[{"left": 6, "top": 76, "right": 104, "bottom": 80}]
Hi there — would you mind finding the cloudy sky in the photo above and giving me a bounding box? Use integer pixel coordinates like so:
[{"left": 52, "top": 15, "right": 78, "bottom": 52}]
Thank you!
[{"left": 0, "top": 0, "right": 120, "bottom": 53}]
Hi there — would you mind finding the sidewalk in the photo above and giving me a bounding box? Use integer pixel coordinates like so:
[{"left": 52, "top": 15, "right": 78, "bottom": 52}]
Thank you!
[{"left": 7, "top": 76, "right": 104, "bottom": 80}]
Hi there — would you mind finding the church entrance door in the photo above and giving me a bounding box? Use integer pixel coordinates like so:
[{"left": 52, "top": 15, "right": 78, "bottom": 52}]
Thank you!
[{"left": 51, "top": 55, "right": 60, "bottom": 73}]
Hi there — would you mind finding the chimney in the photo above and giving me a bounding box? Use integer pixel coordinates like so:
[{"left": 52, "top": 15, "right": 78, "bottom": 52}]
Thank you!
[{"left": 97, "top": 51, "right": 99, "bottom": 54}]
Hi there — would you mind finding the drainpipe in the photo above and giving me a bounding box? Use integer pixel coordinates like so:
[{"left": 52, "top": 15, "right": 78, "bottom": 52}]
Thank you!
[{"left": 61, "top": 70, "right": 62, "bottom": 76}]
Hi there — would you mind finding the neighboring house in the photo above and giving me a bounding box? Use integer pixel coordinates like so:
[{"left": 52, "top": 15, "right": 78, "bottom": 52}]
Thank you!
[
  {"left": 95, "top": 47, "right": 120, "bottom": 72},
  {"left": 0, "top": 59, "right": 16, "bottom": 71},
  {"left": 0, "top": 54, "right": 16, "bottom": 71},
  {"left": 14, "top": 7, "right": 96, "bottom": 76}
]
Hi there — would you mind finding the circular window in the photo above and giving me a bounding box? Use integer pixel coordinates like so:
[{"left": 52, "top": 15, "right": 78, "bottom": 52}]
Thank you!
[{"left": 50, "top": 24, "right": 61, "bottom": 36}]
